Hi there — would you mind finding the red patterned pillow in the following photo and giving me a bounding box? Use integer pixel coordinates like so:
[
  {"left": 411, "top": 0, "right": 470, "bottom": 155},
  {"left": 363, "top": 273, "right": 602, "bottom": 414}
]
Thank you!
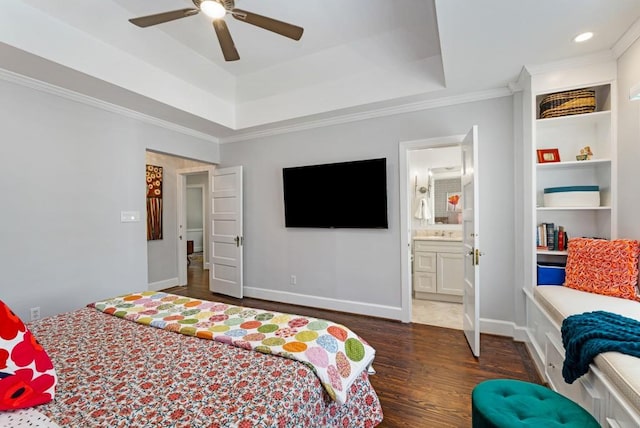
[
  {"left": 0, "top": 300, "right": 56, "bottom": 410},
  {"left": 564, "top": 238, "right": 640, "bottom": 301}
]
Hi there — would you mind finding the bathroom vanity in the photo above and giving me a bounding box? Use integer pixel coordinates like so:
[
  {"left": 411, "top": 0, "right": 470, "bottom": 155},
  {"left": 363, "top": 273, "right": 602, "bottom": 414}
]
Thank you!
[{"left": 413, "top": 236, "right": 463, "bottom": 303}]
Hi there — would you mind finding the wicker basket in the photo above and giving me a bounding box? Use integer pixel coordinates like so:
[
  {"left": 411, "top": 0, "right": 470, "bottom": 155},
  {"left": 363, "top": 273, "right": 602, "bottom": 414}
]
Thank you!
[{"left": 539, "top": 89, "right": 596, "bottom": 119}]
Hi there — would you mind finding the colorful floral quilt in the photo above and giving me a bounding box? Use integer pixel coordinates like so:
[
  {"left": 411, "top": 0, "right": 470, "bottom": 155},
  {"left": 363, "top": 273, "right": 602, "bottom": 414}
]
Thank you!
[
  {"left": 91, "top": 292, "right": 376, "bottom": 405},
  {"left": 28, "top": 306, "right": 383, "bottom": 427}
]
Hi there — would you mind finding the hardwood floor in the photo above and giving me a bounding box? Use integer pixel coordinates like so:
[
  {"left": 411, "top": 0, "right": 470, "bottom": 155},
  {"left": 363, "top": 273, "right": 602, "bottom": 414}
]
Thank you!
[{"left": 165, "top": 260, "right": 542, "bottom": 427}]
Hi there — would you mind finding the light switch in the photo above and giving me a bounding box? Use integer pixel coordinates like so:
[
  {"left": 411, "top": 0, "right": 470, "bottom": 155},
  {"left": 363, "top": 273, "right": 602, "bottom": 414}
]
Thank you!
[{"left": 121, "top": 211, "right": 140, "bottom": 222}]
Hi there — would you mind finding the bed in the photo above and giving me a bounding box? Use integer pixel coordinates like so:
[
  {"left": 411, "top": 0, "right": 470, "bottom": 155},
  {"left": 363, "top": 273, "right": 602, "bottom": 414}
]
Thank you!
[{"left": 1, "top": 292, "right": 383, "bottom": 427}]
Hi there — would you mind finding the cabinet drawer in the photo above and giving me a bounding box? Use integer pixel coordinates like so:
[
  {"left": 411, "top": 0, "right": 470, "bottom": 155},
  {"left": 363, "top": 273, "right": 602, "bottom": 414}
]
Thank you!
[
  {"left": 526, "top": 296, "right": 553, "bottom": 358},
  {"left": 414, "top": 251, "right": 436, "bottom": 272},
  {"left": 414, "top": 272, "right": 437, "bottom": 293},
  {"left": 545, "top": 333, "right": 601, "bottom": 420},
  {"left": 605, "top": 387, "right": 640, "bottom": 428}
]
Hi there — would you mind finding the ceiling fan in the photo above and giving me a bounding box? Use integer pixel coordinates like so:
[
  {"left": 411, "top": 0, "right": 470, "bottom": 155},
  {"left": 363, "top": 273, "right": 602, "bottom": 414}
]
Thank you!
[{"left": 128, "top": 0, "right": 304, "bottom": 62}]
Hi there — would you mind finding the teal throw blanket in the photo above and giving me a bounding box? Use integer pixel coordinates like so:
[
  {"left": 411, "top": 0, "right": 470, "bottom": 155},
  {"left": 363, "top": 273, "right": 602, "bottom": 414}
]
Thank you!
[{"left": 561, "top": 310, "right": 640, "bottom": 383}]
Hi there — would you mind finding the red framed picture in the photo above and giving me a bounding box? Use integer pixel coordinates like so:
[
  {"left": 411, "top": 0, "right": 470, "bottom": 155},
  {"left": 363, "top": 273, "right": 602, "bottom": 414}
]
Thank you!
[{"left": 537, "top": 148, "right": 560, "bottom": 163}]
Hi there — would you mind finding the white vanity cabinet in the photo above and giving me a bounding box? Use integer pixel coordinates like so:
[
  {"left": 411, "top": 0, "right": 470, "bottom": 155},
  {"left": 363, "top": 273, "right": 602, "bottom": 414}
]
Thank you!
[{"left": 413, "top": 239, "right": 463, "bottom": 302}]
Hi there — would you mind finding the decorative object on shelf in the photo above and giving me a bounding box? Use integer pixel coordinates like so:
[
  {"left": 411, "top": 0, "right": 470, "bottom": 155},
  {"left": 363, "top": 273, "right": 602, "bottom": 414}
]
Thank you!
[
  {"left": 576, "top": 146, "right": 593, "bottom": 161},
  {"left": 543, "top": 185, "right": 600, "bottom": 208},
  {"left": 537, "top": 148, "right": 561, "bottom": 163},
  {"left": 539, "top": 88, "right": 596, "bottom": 119},
  {"left": 146, "top": 164, "right": 163, "bottom": 240}
]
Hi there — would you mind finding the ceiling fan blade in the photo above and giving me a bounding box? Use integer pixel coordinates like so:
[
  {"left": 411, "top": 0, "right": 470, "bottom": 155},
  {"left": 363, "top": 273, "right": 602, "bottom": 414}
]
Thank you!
[
  {"left": 129, "top": 8, "right": 199, "bottom": 28},
  {"left": 213, "top": 20, "right": 240, "bottom": 62},
  {"left": 232, "top": 9, "right": 304, "bottom": 41}
]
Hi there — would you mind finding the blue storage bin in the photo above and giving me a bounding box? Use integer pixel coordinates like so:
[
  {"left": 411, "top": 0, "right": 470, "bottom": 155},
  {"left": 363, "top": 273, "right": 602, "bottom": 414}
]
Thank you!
[{"left": 537, "top": 263, "right": 566, "bottom": 285}]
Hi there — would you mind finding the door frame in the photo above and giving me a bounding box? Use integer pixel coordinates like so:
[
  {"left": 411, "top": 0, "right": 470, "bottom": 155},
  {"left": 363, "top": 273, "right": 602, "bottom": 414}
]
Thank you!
[
  {"left": 398, "top": 134, "right": 466, "bottom": 323},
  {"left": 177, "top": 166, "right": 215, "bottom": 285}
]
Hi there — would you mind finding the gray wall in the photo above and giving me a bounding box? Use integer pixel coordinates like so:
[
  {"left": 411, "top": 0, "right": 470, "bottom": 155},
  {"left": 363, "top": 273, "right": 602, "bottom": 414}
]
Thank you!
[
  {"left": 5, "top": 47, "right": 638, "bottom": 328},
  {"left": 221, "top": 96, "right": 517, "bottom": 324},
  {"left": 0, "top": 78, "right": 219, "bottom": 321},
  {"left": 187, "top": 188, "right": 203, "bottom": 230},
  {"left": 617, "top": 39, "right": 640, "bottom": 240}
]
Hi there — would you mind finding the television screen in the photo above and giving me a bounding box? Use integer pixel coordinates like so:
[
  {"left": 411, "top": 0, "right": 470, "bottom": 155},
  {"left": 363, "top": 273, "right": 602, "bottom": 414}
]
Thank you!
[{"left": 282, "top": 158, "right": 388, "bottom": 228}]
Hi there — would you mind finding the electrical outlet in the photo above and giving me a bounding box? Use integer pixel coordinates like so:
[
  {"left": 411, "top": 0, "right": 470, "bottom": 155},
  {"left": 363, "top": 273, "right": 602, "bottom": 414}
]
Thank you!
[
  {"left": 30, "top": 307, "right": 41, "bottom": 321},
  {"left": 290, "top": 275, "right": 297, "bottom": 285}
]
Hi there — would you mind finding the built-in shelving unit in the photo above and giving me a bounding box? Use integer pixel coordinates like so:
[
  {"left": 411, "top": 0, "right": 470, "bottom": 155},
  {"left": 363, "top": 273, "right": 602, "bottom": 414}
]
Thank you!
[
  {"left": 533, "top": 83, "right": 616, "bottom": 270},
  {"left": 521, "top": 60, "right": 627, "bottom": 427}
]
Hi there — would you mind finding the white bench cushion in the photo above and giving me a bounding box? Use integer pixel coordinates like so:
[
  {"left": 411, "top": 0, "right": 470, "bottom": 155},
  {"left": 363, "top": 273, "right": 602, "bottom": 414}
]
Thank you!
[
  {"left": 535, "top": 285, "right": 640, "bottom": 324},
  {"left": 534, "top": 285, "right": 640, "bottom": 413}
]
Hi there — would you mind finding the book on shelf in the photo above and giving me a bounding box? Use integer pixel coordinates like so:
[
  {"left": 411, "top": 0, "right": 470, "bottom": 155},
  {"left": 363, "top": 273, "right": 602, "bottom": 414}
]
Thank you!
[
  {"left": 546, "top": 223, "right": 555, "bottom": 251},
  {"left": 536, "top": 223, "right": 568, "bottom": 252}
]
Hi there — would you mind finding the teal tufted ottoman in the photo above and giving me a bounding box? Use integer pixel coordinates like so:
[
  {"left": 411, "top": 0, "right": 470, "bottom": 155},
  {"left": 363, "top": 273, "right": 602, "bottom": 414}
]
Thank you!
[{"left": 472, "top": 379, "right": 599, "bottom": 427}]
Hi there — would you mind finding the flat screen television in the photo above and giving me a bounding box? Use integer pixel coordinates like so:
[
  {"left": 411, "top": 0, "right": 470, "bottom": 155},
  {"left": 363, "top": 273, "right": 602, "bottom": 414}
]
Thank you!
[{"left": 282, "top": 158, "right": 388, "bottom": 228}]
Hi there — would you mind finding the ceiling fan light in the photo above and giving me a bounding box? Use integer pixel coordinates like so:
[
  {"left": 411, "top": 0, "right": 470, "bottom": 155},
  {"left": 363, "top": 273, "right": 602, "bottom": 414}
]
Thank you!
[{"left": 201, "top": 1, "right": 226, "bottom": 19}]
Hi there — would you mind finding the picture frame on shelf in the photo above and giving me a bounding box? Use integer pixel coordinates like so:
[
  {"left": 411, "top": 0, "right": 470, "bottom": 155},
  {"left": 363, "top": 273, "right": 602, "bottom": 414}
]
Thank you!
[{"left": 537, "top": 148, "right": 561, "bottom": 163}]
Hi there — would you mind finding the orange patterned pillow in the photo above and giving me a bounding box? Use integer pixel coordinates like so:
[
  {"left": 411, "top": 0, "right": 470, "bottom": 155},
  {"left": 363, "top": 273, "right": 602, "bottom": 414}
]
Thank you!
[{"left": 564, "top": 238, "right": 640, "bottom": 301}]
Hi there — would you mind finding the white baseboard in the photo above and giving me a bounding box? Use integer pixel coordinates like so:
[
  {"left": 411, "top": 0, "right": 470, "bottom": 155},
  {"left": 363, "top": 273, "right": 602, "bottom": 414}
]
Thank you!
[
  {"left": 243, "top": 286, "right": 404, "bottom": 321},
  {"left": 148, "top": 277, "right": 180, "bottom": 291},
  {"left": 512, "top": 325, "right": 530, "bottom": 342},
  {"left": 524, "top": 331, "right": 546, "bottom": 379},
  {"left": 480, "top": 318, "right": 529, "bottom": 341}
]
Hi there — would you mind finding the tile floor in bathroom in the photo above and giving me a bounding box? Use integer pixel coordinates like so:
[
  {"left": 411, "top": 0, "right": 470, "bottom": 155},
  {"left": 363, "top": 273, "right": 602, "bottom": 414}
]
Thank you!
[{"left": 412, "top": 299, "right": 463, "bottom": 330}]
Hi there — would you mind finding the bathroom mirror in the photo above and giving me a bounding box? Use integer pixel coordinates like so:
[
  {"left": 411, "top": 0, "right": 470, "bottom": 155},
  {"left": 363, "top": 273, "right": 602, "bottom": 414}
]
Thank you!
[{"left": 432, "top": 166, "right": 462, "bottom": 224}]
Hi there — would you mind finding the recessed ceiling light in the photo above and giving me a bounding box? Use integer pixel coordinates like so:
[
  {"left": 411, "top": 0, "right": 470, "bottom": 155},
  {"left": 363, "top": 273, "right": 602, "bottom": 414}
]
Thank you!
[{"left": 574, "top": 32, "right": 594, "bottom": 43}]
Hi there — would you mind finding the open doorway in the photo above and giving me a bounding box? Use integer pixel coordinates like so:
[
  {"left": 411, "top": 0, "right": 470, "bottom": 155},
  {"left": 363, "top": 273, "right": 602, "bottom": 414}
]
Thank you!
[
  {"left": 399, "top": 129, "right": 481, "bottom": 356},
  {"left": 186, "top": 177, "right": 208, "bottom": 289},
  {"left": 186, "top": 178, "right": 206, "bottom": 270},
  {"left": 176, "top": 166, "right": 214, "bottom": 287},
  {"left": 408, "top": 145, "right": 463, "bottom": 329},
  {"left": 145, "top": 150, "right": 214, "bottom": 291},
  {"left": 399, "top": 133, "right": 477, "bottom": 330}
]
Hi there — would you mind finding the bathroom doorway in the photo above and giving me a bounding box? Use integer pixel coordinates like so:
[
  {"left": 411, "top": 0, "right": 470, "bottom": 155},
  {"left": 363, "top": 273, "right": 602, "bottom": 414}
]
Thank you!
[{"left": 399, "top": 135, "right": 468, "bottom": 329}]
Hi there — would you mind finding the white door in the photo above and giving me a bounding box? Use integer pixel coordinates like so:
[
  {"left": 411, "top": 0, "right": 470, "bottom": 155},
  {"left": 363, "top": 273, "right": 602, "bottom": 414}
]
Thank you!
[
  {"left": 210, "top": 166, "right": 243, "bottom": 298},
  {"left": 462, "top": 126, "right": 481, "bottom": 357}
]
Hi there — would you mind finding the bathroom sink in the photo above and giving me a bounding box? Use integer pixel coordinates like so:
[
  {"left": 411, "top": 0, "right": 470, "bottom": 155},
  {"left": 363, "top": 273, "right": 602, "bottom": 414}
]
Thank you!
[{"left": 413, "top": 236, "right": 462, "bottom": 241}]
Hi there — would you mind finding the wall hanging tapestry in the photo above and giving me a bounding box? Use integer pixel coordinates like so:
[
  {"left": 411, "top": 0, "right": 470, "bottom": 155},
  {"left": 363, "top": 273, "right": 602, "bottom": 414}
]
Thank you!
[{"left": 146, "top": 164, "right": 163, "bottom": 240}]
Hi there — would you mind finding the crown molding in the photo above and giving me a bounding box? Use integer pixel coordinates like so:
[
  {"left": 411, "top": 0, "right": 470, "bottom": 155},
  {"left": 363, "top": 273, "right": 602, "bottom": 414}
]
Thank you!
[
  {"left": 220, "top": 87, "right": 512, "bottom": 143},
  {"left": 507, "top": 79, "right": 523, "bottom": 93},
  {"left": 0, "top": 68, "right": 219, "bottom": 144},
  {"left": 523, "top": 50, "right": 615, "bottom": 77},
  {"left": 612, "top": 17, "right": 640, "bottom": 58},
  {"left": 1, "top": 65, "right": 514, "bottom": 146}
]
